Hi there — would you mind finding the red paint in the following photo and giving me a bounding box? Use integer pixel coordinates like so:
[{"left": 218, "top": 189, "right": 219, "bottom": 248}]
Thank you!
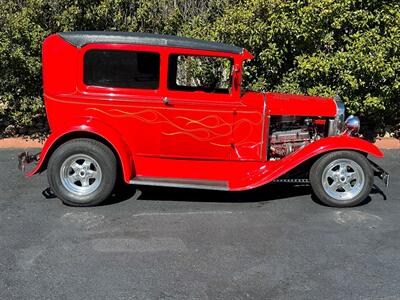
[
  {"left": 30, "top": 33, "right": 384, "bottom": 191},
  {"left": 266, "top": 92, "right": 336, "bottom": 116}
]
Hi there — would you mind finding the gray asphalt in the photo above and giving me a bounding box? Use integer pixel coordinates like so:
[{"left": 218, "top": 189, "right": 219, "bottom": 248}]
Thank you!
[{"left": 0, "top": 149, "right": 399, "bottom": 300}]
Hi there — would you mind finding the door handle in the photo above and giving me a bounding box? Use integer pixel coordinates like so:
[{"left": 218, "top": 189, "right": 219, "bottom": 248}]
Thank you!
[{"left": 163, "top": 97, "right": 173, "bottom": 106}]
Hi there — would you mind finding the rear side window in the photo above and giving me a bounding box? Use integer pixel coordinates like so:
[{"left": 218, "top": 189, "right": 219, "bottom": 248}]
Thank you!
[{"left": 84, "top": 50, "right": 160, "bottom": 89}]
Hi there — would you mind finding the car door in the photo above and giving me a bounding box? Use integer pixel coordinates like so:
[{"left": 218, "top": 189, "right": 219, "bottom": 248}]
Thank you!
[
  {"left": 159, "top": 53, "right": 236, "bottom": 160},
  {"left": 79, "top": 45, "right": 166, "bottom": 158}
]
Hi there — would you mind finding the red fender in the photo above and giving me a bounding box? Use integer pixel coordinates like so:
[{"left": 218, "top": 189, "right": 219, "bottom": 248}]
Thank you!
[
  {"left": 232, "top": 135, "right": 384, "bottom": 190},
  {"left": 27, "top": 117, "right": 134, "bottom": 183}
]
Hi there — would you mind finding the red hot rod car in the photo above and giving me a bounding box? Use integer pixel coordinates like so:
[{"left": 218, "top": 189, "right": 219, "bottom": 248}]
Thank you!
[{"left": 19, "top": 31, "right": 389, "bottom": 207}]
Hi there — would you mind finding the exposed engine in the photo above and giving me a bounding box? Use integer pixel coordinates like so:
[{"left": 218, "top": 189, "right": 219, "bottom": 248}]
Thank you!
[{"left": 268, "top": 116, "right": 327, "bottom": 160}]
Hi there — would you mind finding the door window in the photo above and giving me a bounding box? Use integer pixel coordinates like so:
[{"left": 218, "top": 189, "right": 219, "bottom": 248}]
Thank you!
[{"left": 168, "top": 55, "right": 233, "bottom": 94}]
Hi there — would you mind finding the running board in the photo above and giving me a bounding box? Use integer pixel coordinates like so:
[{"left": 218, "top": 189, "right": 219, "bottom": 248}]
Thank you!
[{"left": 129, "top": 177, "right": 229, "bottom": 191}]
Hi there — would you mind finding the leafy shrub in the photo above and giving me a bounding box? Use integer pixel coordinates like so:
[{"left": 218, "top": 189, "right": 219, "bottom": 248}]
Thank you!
[
  {"left": 1, "top": 0, "right": 398, "bottom": 136},
  {"left": 184, "top": 0, "right": 400, "bottom": 133}
]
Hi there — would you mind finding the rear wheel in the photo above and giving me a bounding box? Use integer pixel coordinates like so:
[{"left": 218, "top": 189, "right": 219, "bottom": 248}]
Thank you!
[
  {"left": 47, "top": 138, "right": 117, "bottom": 206},
  {"left": 309, "top": 151, "right": 373, "bottom": 207}
]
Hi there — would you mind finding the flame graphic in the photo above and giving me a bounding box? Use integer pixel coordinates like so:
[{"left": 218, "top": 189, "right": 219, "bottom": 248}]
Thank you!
[{"left": 86, "top": 107, "right": 262, "bottom": 147}]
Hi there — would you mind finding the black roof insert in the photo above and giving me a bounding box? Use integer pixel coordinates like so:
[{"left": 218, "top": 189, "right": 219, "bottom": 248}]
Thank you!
[{"left": 57, "top": 31, "right": 244, "bottom": 54}]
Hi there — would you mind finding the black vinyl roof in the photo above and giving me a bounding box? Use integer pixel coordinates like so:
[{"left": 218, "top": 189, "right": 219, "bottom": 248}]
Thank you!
[{"left": 57, "top": 31, "right": 244, "bottom": 54}]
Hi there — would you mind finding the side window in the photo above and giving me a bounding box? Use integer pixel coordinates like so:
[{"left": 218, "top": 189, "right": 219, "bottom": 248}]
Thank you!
[
  {"left": 84, "top": 50, "right": 160, "bottom": 89},
  {"left": 168, "top": 54, "right": 232, "bottom": 94}
]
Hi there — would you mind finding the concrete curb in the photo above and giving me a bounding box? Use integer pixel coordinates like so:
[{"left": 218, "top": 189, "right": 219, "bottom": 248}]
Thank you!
[{"left": 0, "top": 138, "right": 44, "bottom": 149}]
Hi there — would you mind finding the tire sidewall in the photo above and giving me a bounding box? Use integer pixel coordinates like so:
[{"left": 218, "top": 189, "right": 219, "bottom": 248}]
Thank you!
[
  {"left": 310, "top": 151, "right": 373, "bottom": 207},
  {"left": 47, "top": 139, "right": 117, "bottom": 206}
]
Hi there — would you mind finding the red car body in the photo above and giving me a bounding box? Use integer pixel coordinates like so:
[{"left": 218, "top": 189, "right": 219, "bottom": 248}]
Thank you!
[{"left": 25, "top": 32, "right": 385, "bottom": 195}]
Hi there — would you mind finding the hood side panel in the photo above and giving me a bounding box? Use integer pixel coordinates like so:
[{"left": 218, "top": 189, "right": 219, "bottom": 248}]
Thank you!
[{"left": 266, "top": 92, "right": 336, "bottom": 117}]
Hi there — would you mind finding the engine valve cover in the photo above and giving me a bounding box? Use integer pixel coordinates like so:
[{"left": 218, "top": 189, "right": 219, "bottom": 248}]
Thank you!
[{"left": 270, "top": 129, "right": 310, "bottom": 144}]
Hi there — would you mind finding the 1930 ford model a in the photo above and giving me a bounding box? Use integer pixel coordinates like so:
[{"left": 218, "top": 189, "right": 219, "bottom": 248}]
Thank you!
[{"left": 19, "top": 31, "right": 389, "bottom": 207}]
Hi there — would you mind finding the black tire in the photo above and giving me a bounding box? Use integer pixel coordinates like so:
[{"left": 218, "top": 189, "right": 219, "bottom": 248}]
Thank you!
[
  {"left": 47, "top": 138, "right": 117, "bottom": 206},
  {"left": 309, "top": 151, "right": 373, "bottom": 207}
]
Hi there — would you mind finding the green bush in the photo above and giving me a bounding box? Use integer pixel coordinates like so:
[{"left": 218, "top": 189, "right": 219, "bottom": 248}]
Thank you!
[
  {"left": 0, "top": 0, "right": 233, "bottom": 132},
  {"left": 185, "top": 0, "right": 400, "bottom": 133},
  {"left": 1, "top": 0, "right": 399, "bottom": 135}
]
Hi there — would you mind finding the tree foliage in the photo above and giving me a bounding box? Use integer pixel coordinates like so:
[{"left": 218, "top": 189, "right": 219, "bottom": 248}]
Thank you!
[{"left": 1, "top": 0, "right": 399, "bottom": 134}]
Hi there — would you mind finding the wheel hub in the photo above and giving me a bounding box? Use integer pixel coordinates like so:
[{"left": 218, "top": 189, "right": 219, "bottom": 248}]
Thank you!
[
  {"left": 60, "top": 154, "right": 102, "bottom": 196},
  {"left": 321, "top": 158, "right": 365, "bottom": 201}
]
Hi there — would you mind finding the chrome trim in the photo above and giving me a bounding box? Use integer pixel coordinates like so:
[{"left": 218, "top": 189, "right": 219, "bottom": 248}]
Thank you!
[
  {"left": 130, "top": 177, "right": 229, "bottom": 191},
  {"left": 344, "top": 115, "right": 360, "bottom": 135},
  {"left": 60, "top": 154, "right": 102, "bottom": 197},
  {"left": 260, "top": 94, "right": 267, "bottom": 160},
  {"left": 321, "top": 158, "right": 365, "bottom": 201},
  {"left": 163, "top": 97, "right": 172, "bottom": 106},
  {"left": 335, "top": 97, "right": 345, "bottom": 131},
  {"left": 329, "top": 95, "right": 346, "bottom": 136},
  {"left": 264, "top": 115, "right": 271, "bottom": 161},
  {"left": 327, "top": 119, "right": 336, "bottom": 136}
]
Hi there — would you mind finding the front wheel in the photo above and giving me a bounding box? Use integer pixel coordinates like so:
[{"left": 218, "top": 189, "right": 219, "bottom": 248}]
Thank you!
[
  {"left": 309, "top": 151, "right": 373, "bottom": 207},
  {"left": 47, "top": 138, "right": 117, "bottom": 206}
]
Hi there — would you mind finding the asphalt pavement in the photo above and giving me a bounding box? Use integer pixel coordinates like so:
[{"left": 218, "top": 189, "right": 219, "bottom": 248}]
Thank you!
[{"left": 0, "top": 148, "right": 399, "bottom": 300}]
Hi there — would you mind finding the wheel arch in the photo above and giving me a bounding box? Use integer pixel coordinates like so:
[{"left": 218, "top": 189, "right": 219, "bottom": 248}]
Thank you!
[
  {"left": 28, "top": 125, "right": 134, "bottom": 183},
  {"left": 276, "top": 149, "right": 373, "bottom": 180},
  {"left": 232, "top": 136, "right": 383, "bottom": 190}
]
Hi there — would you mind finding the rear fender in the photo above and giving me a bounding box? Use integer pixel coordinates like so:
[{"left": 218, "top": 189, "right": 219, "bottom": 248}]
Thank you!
[
  {"left": 233, "top": 135, "right": 383, "bottom": 190},
  {"left": 27, "top": 118, "right": 134, "bottom": 183}
]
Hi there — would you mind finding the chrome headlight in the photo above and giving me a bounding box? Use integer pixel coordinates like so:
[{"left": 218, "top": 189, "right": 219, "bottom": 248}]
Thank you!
[
  {"left": 345, "top": 115, "right": 360, "bottom": 135},
  {"left": 328, "top": 95, "right": 345, "bottom": 136}
]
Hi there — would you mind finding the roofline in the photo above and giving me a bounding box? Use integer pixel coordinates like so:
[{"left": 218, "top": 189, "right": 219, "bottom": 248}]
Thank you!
[{"left": 57, "top": 31, "right": 246, "bottom": 55}]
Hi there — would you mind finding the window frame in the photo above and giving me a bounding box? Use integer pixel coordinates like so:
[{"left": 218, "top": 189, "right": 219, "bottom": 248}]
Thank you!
[
  {"left": 77, "top": 44, "right": 243, "bottom": 103},
  {"left": 164, "top": 49, "right": 241, "bottom": 103},
  {"left": 167, "top": 53, "right": 234, "bottom": 94},
  {"left": 83, "top": 49, "right": 161, "bottom": 90},
  {"left": 78, "top": 44, "right": 165, "bottom": 97}
]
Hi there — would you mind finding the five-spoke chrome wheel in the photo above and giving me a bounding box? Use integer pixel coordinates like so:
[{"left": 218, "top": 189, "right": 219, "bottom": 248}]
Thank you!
[
  {"left": 322, "top": 159, "right": 365, "bottom": 201},
  {"left": 48, "top": 138, "right": 117, "bottom": 206},
  {"left": 60, "top": 154, "right": 102, "bottom": 196}
]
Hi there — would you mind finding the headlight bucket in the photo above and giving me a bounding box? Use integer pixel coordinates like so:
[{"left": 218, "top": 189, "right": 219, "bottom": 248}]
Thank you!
[{"left": 345, "top": 115, "right": 360, "bottom": 135}]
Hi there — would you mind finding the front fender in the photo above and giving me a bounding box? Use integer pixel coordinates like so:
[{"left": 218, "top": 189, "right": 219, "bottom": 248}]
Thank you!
[
  {"left": 26, "top": 117, "right": 134, "bottom": 183},
  {"left": 232, "top": 135, "right": 383, "bottom": 190}
]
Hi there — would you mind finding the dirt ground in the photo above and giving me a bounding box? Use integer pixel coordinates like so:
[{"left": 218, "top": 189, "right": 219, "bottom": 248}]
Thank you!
[
  {"left": 0, "top": 137, "right": 44, "bottom": 148},
  {"left": 0, "top": 136, "right": 399, "bottom": 149}
]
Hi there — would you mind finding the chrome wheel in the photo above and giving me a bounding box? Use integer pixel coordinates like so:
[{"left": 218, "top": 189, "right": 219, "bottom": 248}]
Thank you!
[
  {"left": 60, "top": 154, "right": 102, "bottom": 196},
  {"left": 322, "top": 158, "right": 365, "bottom": 201}
]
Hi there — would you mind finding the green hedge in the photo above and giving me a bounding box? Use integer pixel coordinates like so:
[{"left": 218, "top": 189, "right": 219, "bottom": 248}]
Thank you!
[{"left": 1, "top": 0, "right": 399, "bottom": 135}]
